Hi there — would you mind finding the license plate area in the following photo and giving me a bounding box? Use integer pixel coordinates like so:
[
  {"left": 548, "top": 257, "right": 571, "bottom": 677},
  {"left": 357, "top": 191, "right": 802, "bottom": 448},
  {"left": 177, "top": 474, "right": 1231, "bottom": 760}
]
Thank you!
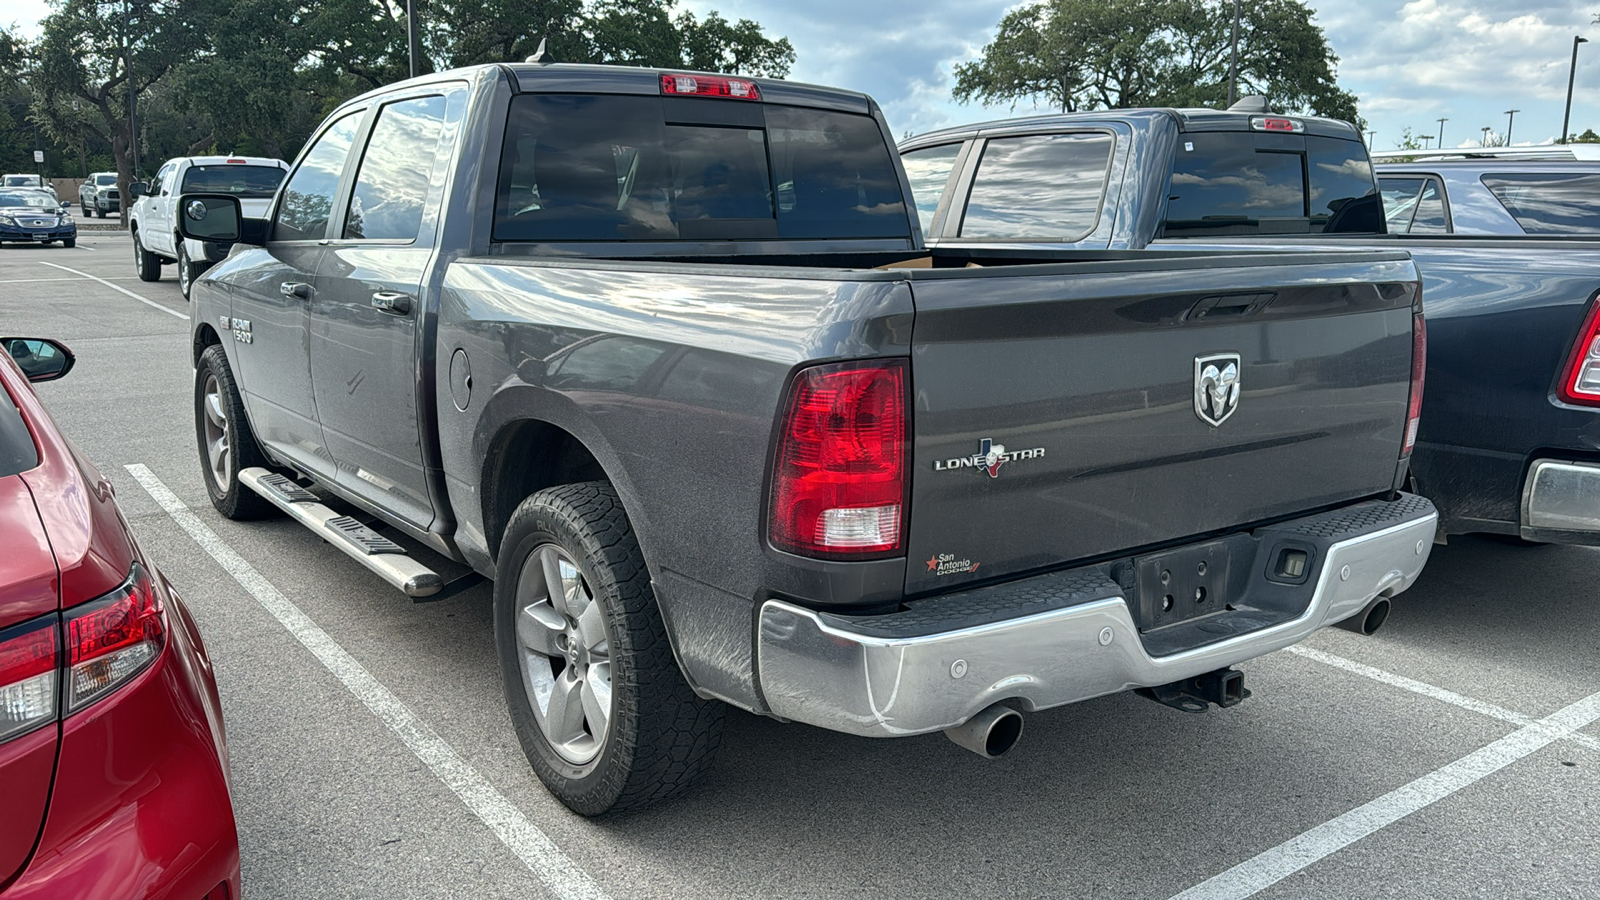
[
  {"left": 33, "top": 233, "right": 48, "bottom": 241},
  {"left": 1134, "top": 539, "right": 1231, "bottom": 631}
]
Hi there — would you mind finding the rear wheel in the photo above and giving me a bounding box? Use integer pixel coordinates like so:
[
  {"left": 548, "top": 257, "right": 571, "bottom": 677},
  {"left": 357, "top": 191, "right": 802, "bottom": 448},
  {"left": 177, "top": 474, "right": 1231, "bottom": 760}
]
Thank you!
[
  {"left": 495, "top": 482, "right": 723, "bottom": 816},
  {"left": 194, "top": 344, "right": 276, "bottom": 519},
  {"left": 133, "top": 228, "right": 161, "bottom": 282}
]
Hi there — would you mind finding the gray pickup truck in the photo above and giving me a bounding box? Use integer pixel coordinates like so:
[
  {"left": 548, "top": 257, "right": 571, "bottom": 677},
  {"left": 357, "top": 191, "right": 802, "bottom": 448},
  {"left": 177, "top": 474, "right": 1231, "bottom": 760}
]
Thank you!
[
  {"left": 177, "top": 64, "right": 1435, "bottom": 814},
  {"left": 904, "top": 108, "right": 1600, "bottom": 548}
]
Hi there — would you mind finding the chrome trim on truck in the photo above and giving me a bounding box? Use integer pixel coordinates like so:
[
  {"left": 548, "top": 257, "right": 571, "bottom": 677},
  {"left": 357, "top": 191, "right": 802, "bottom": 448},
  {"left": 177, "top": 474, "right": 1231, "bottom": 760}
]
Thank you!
[
  {"left": 1523, "top": 459, "right": 1600, "bottom": 532},
  {"left": 757, "top": 497, "right": 1437, "bottom": 738}
]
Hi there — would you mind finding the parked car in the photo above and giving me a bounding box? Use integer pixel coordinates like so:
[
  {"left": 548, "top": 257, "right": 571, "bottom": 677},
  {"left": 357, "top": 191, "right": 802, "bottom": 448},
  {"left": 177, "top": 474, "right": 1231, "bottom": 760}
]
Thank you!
[
  {"left": 900, "top": 105, "right": 1600, "bottom": 548},
  {"left": 1376, "top": 159, "right": 1600, "bottom": 235},
  {"left": 76, "top": 172, "right": 120, "bottom": 218},
  {"left": 0, "top": 190, "right": 75, "bottom": 247},
  {"left": 1, "top": 175, "right": 55, "bottom": 199},
  {"left": 176, "top": 63, "right": 1434, "bottom": 815},
  {"left": 0, "top": 337, "right": 240, "bottom": 899},
  {"left": 129, "top": 155, "right": 289, "bottom": 299}
]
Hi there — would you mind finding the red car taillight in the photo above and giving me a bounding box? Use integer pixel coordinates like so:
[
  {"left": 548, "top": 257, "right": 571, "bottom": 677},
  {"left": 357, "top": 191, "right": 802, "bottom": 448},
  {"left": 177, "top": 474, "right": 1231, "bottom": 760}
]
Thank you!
[
  {"left": 1403, "top": 312, "right": 1426, "bottom": 458},
  {"left": 66, "top": 564, "right": 164, "bottom": 712},
  {"left": 1557, "top": 299, "right": 1600, "bottom": 407},
  {"left": 770, "top": 360, "right": 909, "bottom": 558},
  {"left": 0, "top": 618, "right": 58, "bottom": 743}
]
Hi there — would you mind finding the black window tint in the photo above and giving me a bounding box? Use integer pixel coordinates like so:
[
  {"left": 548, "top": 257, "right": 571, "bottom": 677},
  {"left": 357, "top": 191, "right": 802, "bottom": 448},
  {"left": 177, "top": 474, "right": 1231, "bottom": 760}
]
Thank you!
[
  {"left": 1307, "top": 136, "right": 1380, "bottom": 233},
  {"left": 0, "top": 383, "right": 40, "bottom": 478},
  {"left": 1411, "top": 179, "right": 1449, "bottom": 233},
  {"left": 1483, "top": 173, "right": 1600, "bottom": 234},
  {"left": 901, "top": 143, "right": 962, "bottom": 234},
  {"left": 181, "top": 165, "right": 285, "bottom": 199},
  {"left": 1165, "top": 136, "right": 1306, "bottom": 236},
  {"left": 764, "top": 105, "right": 908, "bottom": 239},
  {"left": 95, "top": 174, "right": 117, "bottom": 186},
  {"left": 344, "top": 95, "right": 450, "bottom": 241},
  {"left": 274, "top": 113, "right": 362, "bottom": 242},
  {"left": 494, "top": 94, "right": 909, "bottom": 243},
  {"left": 959, "top": 133, "right": 1113, "bottom": 239}
]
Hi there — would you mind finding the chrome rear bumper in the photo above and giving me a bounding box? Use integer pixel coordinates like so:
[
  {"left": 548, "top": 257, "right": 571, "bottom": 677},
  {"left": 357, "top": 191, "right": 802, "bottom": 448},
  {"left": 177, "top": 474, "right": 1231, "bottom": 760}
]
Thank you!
[
  {"left": 1523, "top": 459, "right": 1600, "bottom": 533},
  {"left": 757, "top": 495, "right": 1437, "bottom": 738}
]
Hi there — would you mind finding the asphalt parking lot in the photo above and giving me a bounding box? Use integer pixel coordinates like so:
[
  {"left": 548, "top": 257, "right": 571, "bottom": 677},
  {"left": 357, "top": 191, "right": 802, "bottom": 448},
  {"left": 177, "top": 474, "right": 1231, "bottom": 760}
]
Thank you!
[{"left": 3, "top": 232, "right": 1598, "bottom": 899}]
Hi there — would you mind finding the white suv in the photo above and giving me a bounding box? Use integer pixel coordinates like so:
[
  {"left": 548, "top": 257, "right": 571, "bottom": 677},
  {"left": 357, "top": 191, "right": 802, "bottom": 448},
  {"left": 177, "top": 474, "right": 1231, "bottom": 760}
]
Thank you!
[{"left": 130, "top": 155, "right": 289, "bottom": 299}]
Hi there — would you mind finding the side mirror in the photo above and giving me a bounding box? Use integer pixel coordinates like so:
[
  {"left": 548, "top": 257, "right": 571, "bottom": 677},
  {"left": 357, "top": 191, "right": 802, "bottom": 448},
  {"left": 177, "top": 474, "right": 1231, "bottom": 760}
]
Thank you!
[
  {"left": 61, "top": 200, "right": 73, "bottom": 210},
  {"left": 2, "top": 338, "right": 76, "bottom": 383},
  {"left": 177, "top": 194, "right": 242, "bottom": 242},
  {"left": 128, "top": 182, "right": 148, "bottom": 199}
]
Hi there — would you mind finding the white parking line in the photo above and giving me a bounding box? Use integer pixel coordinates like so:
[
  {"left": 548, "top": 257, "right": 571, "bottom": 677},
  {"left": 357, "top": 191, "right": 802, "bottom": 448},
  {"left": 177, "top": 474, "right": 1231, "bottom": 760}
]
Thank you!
[
  {"left": 124, "top": 463, "right": 611, "bottom": 900},
  {"left": 37, "top": 261, "right": 187, "bottom": 321},
  {"left": 1287, "top": 644, "right": 1600, "bottom": 752},
  {"left": 0, "top": 276, "right": 136, "bottom": 283},
  {"left": 1168, "top": 687, "right": 1600, "bottom": 900}
]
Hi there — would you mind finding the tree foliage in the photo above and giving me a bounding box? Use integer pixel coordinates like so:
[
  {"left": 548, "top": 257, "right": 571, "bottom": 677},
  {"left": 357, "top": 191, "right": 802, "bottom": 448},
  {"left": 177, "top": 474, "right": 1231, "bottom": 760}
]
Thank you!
[
  {"left": 953, "top": 0, "right": 1360, "bottom": 124},
  {"left": 7, "top": 0, "right": 793, "bottom": 204}
]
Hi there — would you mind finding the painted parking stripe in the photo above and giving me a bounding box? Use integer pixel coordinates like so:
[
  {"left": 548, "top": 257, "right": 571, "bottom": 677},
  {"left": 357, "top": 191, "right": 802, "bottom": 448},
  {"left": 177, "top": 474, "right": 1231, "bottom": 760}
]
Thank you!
[
  {"left": 38, "top": 261, "right": 187, "bottom": 321},
  {"left": 125, "top": 463, "right": 611, "bottom": 900},
  {"left": 1168, "top": 687, "right": 1600, "bottom": 900},
  {"left": 1288, "top": 645, "right": 1600, "bottom": 752}
]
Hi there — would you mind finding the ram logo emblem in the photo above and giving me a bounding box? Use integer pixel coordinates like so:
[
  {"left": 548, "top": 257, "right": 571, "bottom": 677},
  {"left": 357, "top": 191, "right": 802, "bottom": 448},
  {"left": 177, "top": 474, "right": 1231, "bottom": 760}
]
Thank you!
[{"left": 1194, "top": 353, "right": 1241, "bottom": 426}]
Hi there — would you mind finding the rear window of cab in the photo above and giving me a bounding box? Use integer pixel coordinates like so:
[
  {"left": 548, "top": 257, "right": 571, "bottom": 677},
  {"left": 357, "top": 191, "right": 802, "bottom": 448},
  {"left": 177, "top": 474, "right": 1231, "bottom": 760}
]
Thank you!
[
  {"left": 1162, "top": 133, "right": 1384, "bottom": 237},
  {"left": 493, "top": 94, "right": 910, "bottom": 242}
]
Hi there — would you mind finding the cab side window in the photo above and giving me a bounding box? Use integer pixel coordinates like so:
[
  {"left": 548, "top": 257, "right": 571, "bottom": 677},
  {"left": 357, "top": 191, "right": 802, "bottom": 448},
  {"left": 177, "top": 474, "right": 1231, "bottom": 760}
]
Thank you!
[
  {"left": 151, "top": 163, "right": 174, "bottom": 197},
  {"left": 900, "top": 143, "right": 962, "bottom": 235},
  {"left": 343, "top": 94, "right": 451, "bottom": 241},
  {"left": 273, "top": 112, "right": 363, "bottom": 242}
]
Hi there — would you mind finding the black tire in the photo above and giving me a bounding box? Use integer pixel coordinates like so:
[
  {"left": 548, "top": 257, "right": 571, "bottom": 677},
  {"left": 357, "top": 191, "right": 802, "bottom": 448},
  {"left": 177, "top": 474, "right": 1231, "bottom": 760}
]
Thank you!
[
  {"left": 177, "top": 240, "right": 206, "bottom": 301},
  {"left": 80, "top": 201, "right": 90, "bottom": 216},
  {"left": 495, "top": 482, "right": 723, "bottom": 816},
  {"left": 133, "top": 228, "right": 161, "bottom": 282},
  {"left": 194, "top": 344, "right": 277, "bottom": 519},
  {"left": 63, "top": 238, "right": 75, "bottom": 249}
]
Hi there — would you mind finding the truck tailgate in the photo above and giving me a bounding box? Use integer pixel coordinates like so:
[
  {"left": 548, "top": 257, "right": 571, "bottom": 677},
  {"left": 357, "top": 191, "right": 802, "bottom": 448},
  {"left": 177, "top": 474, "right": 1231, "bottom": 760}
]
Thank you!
[{"left": 903, "top": 252, "right": 1419, "bottom": 594}]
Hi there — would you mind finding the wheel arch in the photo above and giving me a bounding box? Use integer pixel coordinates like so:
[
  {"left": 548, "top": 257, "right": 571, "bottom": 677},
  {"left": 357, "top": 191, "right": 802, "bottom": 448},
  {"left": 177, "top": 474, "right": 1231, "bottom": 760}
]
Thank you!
[
  {"left": 193, "top": 321, "right": 223, "bottom": 368},
  {"left": 480, "top": 418, "right": 611, "bottom": 562}
]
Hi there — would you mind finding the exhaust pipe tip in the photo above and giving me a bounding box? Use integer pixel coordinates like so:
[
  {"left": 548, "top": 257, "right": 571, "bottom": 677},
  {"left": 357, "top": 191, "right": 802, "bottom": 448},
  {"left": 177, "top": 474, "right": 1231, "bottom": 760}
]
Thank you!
[
  {"left": 1336, "top": 596, "right": 1391, "bottom": 636},
  {"left": 944, "top": 704, "right": 1024, "bottom": 759}
]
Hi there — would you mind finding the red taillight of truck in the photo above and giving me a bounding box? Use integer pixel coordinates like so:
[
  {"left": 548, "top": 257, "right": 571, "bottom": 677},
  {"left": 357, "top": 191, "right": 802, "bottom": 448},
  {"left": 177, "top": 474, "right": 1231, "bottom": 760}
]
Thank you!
[{"left": 769, "top": 360, "right": 909, "bottom": 558}]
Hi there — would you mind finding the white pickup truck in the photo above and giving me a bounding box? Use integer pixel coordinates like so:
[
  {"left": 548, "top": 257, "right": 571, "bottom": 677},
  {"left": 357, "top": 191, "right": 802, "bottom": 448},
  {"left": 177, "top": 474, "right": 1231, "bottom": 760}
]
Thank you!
[{"left": 129, "top": 155, "right": 288, "bottom": 299}]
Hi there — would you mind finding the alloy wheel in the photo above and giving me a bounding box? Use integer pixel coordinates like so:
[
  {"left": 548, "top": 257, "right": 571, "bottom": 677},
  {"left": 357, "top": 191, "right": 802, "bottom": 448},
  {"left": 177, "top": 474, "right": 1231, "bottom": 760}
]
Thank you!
[
  {"left": 514, "top": 544, "right": 613, "bottom": 766},
  {"left": 201, "top": 372, "right": 231, "bottom": 491}
]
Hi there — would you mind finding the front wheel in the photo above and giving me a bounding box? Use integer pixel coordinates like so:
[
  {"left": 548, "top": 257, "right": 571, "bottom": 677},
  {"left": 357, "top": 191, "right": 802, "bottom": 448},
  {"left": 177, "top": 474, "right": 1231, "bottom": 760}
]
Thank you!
[
  {"left": 495, "top": 482, "right": 723, "bottom": 816},
  {"left": 133, "top": 228, "right": 161, "bottom": 282},
  {"left": 177, "top": 241, "right": 206, "bottom": 300},
  {"left": 194, "top": 344, "right": 276, "bottom": 519},
  {"left": 62, "top": 238, "right": 75, "bottom": 249}
]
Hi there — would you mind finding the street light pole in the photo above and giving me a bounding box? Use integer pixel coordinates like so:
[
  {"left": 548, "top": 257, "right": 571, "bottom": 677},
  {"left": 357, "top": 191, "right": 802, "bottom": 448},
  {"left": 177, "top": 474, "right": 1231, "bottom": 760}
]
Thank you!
[
  {"left": 125, "top": 0, "right": 137, "bottom": 183},
  {"left": 1437, "top": 117, "right": 1448, "bottom": 147},
  {"left": 1481, "top": 126, "right": 1491, "bottom": 147},
  {"left": 1366, "top": 129, "right": 1375, "bottom": 146},
  {"left": 406, "top": 0, "right": 418, "bottom": 79},
  {"left": 1226, "top": 0, "right": 1240, "bottom": 107},
  {"left": 1561, "top": 36, "right": 1587, "bottom": 144},
  {"left": 1421, "top": 135, "right": 1433, "bottom": 150},
  {"left": 1504, "top": 109, "right": 1519, "bottom": 146}
]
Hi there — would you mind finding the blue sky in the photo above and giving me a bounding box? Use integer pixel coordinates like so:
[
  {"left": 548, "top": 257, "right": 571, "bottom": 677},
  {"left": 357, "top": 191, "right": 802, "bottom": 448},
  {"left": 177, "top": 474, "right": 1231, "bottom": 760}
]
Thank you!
[
  {"left": 6, "top": 0, "right": 1597, "bottom": 148},
  {"left": 679, "top": 0, "right": 1600, "bottom": 148}
]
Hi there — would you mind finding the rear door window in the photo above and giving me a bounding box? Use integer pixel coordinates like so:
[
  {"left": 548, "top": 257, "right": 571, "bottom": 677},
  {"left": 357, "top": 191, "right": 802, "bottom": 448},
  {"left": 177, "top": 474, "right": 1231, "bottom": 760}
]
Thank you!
[
  {"left": 1164, "top": 132, "right": 1383, "bottom": 236},
  {"left": 493, "top": 94, "right": 910, "bottom": 242},
  {"left": 959, "top": 133, "right": 1114, "bottom": 239},
  {"left": 900, "top": 143, "right": 962, "bottom": 234},
  {"left": 343, "top": 94, "right": 451, "bottom": 241},
  {"left": 1380, "top": 176, "right": 1451, "bottom": 234},
  {"left": 1482, "top": 173, "right": 1600, "bottom": 234}
]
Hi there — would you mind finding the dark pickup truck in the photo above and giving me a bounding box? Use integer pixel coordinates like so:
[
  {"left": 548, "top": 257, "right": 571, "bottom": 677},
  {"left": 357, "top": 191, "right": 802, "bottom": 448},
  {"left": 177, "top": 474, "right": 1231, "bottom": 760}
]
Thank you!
[
  {"left": 903, "top": 107, "right": 1600, "bottom": 547},
  {"left": 177, "top": 65, "right": 1434, "bottom": 814}
]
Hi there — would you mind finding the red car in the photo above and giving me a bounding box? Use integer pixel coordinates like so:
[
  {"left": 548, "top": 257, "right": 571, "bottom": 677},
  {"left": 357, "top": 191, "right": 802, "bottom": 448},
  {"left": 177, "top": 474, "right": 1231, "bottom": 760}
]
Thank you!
[{"left": 0, "top": 338, "right": 240, "bottom": 899}]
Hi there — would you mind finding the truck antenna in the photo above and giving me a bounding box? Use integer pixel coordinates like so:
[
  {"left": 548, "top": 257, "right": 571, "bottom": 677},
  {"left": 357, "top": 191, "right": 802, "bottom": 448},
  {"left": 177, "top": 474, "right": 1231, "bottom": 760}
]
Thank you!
[{"left": 526, "top": 36, "right": 554, "bottom": 65}]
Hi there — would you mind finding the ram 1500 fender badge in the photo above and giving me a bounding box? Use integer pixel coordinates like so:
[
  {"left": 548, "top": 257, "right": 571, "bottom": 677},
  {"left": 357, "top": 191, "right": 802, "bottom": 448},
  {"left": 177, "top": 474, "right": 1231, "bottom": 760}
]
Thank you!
[
  {"left": 1194, "top": 353, "right": 1241, "bottom": 426},
  {"left": 933, "top": 437, "right": 1045, "bottom": 478}
]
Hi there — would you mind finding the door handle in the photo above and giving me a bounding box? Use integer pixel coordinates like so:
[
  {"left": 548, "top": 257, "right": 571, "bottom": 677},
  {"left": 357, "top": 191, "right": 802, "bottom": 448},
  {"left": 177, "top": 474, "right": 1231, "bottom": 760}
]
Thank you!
[
  {"left": 280, "top": 282, "right": 312, "bottom": 300},
  {"left": 371, "top": 291, "right": 413, "bottom": 315}
]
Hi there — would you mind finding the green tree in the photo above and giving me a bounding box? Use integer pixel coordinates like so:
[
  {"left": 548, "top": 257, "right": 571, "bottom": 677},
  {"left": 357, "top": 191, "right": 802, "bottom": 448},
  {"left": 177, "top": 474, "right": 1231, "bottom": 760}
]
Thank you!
[
  {"left": 28, "top": 0, "right": 207, "bottom": 222},
  {"left": 955, "top": 0, "right": 1359, "bottom": 124}
]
